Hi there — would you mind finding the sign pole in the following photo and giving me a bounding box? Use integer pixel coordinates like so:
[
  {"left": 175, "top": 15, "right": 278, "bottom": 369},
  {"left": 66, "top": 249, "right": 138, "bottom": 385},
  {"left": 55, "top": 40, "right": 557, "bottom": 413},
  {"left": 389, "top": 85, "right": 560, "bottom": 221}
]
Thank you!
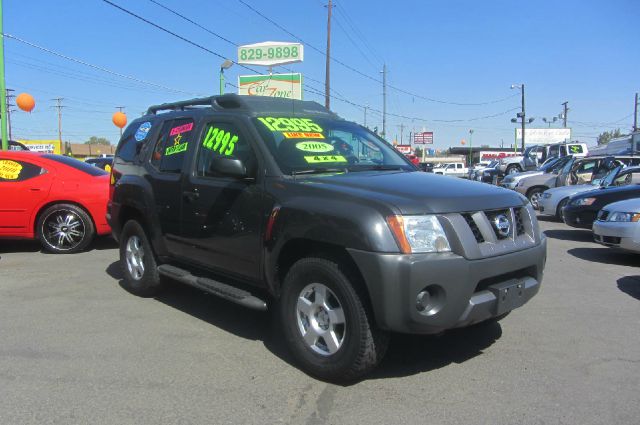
[{"left": 0, "top": 0, "right": 8, "bottom": 151}]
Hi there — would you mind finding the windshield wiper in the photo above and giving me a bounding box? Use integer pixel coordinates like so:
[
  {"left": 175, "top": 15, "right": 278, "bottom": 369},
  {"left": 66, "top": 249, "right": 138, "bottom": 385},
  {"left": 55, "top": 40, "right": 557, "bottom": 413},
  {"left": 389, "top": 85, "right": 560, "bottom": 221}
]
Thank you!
[
  {"left": 291, "top": 168, "right": 348, "bottom": 176},
  {"left": 347, "top": 164, "right": 405, "bottom": 172}
]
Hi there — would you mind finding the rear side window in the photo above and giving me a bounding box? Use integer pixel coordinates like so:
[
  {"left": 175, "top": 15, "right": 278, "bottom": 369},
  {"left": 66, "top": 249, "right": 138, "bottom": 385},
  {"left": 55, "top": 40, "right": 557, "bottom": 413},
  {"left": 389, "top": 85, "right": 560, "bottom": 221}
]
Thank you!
[
  {"left": 0, "top": 159, "right": 45, "bottom": 182},
  {"left": 116, "top": 121, "right": 154, "bottom": 163},
  {"left": 150, "top": 118, "right": 194, "bottom": 173},
  {"left": 42, "top": 154, "right": 106, "bottom": 176}
]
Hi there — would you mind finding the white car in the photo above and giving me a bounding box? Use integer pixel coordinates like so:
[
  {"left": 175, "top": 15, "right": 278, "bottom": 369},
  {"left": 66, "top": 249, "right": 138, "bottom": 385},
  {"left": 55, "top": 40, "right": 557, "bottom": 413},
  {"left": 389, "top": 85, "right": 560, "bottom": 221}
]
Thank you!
[
  {"left": 593, "top": 198, "right": 640, "bottom": 253},
  {"left": 538, "top": 165, "right": 640, "bottom": 220}
]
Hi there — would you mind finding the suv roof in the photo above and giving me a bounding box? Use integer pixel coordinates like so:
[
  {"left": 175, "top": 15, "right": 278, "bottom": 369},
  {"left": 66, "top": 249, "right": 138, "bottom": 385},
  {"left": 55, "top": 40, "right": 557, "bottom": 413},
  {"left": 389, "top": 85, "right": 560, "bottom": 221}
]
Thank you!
[{"left": 145, "top": 94, "right": 340, "bottom": 119}]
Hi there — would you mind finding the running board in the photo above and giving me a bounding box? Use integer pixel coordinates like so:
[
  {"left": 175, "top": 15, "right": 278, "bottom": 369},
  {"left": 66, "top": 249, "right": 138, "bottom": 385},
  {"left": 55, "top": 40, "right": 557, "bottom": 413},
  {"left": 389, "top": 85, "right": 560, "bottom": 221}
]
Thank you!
[{"left": 157, "top": 264, "right": 268, "bottom": 311}]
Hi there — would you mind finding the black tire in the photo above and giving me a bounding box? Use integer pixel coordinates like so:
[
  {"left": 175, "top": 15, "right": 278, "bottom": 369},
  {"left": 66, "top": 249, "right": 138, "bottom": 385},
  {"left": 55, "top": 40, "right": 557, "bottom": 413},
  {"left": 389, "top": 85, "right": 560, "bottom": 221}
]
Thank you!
[
  {"left": 506, "top": 165, "right": 520, "bottom": 175},
  {"left": 279, "top": 257, "right": 389, "bottom": 382},
  {"left": 527, "top": 188, "right": 544, "bottom": 210},
  {"left": 119, "top": 220, "right": 164, "bottom": 297},
  {"left": 37, "top": 203, "right": 95, "bottom": 254},
  {"left": 556, "top": 198, "right": 569, "bottom": 222}
]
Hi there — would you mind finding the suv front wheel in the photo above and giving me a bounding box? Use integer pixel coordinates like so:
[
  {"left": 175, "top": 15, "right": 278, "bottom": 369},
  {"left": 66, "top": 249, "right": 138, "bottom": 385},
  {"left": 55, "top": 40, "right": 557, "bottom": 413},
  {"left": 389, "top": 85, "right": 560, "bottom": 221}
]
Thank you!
[
  {"left": 119, "top": 220, "right": 164, "bottom": 297},
  {"left": 279, "top": 257, "right": 389, "bottom": 382}
]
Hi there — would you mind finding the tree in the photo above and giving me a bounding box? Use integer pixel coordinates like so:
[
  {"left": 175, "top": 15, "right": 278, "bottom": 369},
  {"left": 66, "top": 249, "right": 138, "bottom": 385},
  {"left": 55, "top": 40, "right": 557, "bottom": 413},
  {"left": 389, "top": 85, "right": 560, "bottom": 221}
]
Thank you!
[
  {"left": 597, "top": 129, "right": 623, "bottom": 145},
  {"left": 414, "top": 147, "right": 423, "bottom": 157},
  {"left": 85, "top": 136, "right": 111, "bottom": 145}
]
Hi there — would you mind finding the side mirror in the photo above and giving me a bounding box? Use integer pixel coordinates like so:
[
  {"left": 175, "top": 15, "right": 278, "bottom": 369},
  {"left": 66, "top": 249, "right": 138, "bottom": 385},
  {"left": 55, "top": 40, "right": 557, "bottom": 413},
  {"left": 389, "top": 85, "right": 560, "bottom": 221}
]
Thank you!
[{"left": 207, "top": 156, "right": 247, "bottom": 178}]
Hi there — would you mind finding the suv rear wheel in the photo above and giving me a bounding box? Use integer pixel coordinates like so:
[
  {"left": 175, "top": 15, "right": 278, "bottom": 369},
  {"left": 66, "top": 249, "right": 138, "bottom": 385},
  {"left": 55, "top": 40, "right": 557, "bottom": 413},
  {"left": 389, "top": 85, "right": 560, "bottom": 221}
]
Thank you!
[
  {"left": 279, "top": 257, "right": 389, "bottom": 382},
  {"left": 119, "top": 220, "right": 164, "bottom": 297},
  {"left": 506, "top": 164, "right": 521, "bottom": 175}
]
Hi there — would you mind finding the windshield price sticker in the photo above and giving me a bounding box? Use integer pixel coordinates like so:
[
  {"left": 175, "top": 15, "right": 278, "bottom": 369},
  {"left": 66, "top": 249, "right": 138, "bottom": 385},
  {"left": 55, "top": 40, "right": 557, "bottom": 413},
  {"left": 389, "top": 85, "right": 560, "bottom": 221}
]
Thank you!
[
  {"left": 284, "top": 132, "right": 324, "bottom": 139},
  {"left": 0, "top": 159, "right": 22, "bottom": 180},
  {"left": 258, "top": 117, "right": 323, "bottom": 133},
  {"left": 295, "top": 141, "right": 333, "bottom": 152},
  {"left": 203, "top": 126, "right": 238, "bottom": 156},
  {"left": 304, "top": 155, "right": 347, "bottom": 164}
]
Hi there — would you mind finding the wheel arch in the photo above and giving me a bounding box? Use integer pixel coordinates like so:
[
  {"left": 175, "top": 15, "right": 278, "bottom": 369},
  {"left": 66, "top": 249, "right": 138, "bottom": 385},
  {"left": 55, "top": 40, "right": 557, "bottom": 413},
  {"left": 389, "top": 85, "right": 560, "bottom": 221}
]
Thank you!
[{"left": 525, "top": 185, "right": 549, "bottom": 198}]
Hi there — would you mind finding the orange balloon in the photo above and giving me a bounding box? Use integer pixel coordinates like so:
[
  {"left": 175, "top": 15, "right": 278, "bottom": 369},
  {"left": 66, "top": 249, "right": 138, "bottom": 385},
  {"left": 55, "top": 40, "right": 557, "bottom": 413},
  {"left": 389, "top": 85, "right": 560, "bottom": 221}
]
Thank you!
[
  {"left": 460, "top": 139, "right": 466, "bottom": 145},
  {"left": 112, "top": 111, "right": 127, "bottom": 128},
  {"left": 16, "top": 93, "right": 36, "bottom": 112}
]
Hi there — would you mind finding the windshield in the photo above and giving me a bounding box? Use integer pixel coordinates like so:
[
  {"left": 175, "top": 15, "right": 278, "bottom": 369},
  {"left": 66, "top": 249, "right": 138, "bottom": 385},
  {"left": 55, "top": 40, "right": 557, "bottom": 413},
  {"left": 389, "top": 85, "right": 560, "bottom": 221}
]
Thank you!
[
  {"left": 253, "top": 116, "right": 412, "bottom": 174},
  {"left": 547, "top": 155, "right": 572, "bottom": 173},
  {"left": 539, "top": 157, "right": 560, "bottom": 171}
]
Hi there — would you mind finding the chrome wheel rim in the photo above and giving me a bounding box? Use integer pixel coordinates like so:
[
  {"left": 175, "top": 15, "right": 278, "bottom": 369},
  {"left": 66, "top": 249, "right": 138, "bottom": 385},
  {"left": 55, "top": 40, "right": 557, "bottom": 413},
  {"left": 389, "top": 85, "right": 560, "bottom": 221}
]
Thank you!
[
  {"left": 529, "top": 192, "right": 541, "bottom": 210},
  {"left": 125, "top": 235, "right": 145, "bottom": 280},
  {"left": 42, "top": 209, "right": 85, "bottom": 251},
  {"left": 507, "top": 167, "right": 518, "bottom": 175},
  {"left": 296, "top": 283, "right": 346, "bottom": 356}
]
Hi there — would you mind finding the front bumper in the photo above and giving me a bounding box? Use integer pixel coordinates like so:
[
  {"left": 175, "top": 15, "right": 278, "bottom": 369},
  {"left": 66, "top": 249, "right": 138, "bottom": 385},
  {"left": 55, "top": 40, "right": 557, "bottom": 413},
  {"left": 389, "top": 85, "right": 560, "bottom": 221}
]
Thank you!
[
  {"left": 348, "top": 239, "right": 546, "bottom": 334},
  {"left": 562, "top": 206, "right": 596, "bottom": 229},
  {"left": 593, "top": 221, "right": 640, "bottom": 253},
  {"left": 538, "top": 196, "right": 558, "bottom": 216}
]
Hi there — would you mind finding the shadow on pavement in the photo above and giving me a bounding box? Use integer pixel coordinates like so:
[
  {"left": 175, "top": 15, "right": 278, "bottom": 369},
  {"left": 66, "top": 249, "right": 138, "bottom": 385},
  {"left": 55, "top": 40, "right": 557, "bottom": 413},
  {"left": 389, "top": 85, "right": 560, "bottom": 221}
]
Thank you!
[
  {"left": 369, "top": 322, "right": 502, "bottom": 380},
  {"left": 544, "top": 229, "right": 593, "bottom": 243},
  {"left": 568, "top": 247, "right": 639, "bottom": 267},
  {"left": 0, "top": 235, "right": 117, "bottom": 255},
  {"left": 617, "top": 276, "right": 640, "bottom": 301},
  {"left": 536, "top": 215, "right": 558, "bottom": 223}
]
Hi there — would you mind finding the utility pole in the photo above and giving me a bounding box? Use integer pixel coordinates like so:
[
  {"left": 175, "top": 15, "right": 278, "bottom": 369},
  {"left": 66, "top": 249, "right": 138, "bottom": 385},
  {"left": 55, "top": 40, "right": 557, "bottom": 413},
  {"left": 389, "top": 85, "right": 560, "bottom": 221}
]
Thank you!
[
  {"left": 324, "top": 0, "right": 333, "bottom": 110},
  {"left": 397, "top": 123, "right": 405, "bottom": 145},
  {"left": 562, "top": 101, "right": 569, "bottom": 128},
  {"left": 115, "top": 106, "right": 125, "bottom": 138},
  {"left": 51, "top": 98, "right": 64, "bottom": 147},
  {"left": 634, "top": 93, "right": 638, "bottom": 132},
  {"left": 364, "top": 105, "right": 368, "bottom": 128},
  {"left": 0, "top": 0, "right": 8, "bottom": 150},
  {"left": 6, "top": 88, "right": 14, "bottom": 142},
  {"left": 381, "top": 63, "right": 387, "bottom": 139},
  {"left": 520, "top": 84, "right": 525, "bottom": 152}
]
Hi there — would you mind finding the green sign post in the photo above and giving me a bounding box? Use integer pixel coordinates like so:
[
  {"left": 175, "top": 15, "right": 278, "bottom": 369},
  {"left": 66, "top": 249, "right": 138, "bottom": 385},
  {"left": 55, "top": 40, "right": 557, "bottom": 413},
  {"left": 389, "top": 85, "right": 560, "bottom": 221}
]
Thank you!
[{"left": 0, "top": 0, "right": 8, "bottom": 151}]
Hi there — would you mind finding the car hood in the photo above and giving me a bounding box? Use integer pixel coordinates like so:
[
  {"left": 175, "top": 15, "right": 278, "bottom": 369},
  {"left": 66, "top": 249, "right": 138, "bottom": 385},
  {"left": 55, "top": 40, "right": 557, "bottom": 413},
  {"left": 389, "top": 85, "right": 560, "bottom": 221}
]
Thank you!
[
  {"left": 545, "top": 184, "right": 598, "bottom": 198},
  {"left": 571, "top": 184, "right": 640, "bottom": 200},
  {"left": 600, "top": 197, "right": 640, "bottom": 213},
  {"left": 294, "top": 170, "right": 526, "bottom": 214}
]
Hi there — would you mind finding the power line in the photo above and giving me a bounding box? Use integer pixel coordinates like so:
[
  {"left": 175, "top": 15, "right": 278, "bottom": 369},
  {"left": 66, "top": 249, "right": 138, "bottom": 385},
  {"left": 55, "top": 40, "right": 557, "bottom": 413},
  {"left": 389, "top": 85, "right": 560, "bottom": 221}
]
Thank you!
[{"left": 4, "top": 33, "right": 202, "bottom": 96}]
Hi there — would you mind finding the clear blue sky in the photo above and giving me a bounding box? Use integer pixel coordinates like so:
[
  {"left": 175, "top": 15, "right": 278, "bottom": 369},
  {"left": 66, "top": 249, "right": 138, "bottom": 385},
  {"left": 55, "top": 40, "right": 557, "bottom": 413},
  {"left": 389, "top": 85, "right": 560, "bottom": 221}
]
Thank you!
[{"left": 4, "top": 0, "right": 639, "bottom": 149}]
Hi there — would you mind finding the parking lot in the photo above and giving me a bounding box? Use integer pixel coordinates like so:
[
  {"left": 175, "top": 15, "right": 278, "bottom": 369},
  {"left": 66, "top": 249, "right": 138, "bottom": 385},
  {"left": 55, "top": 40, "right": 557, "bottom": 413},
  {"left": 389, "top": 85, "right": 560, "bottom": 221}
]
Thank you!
[{"left": 0, "top": 218, "right": 638, "bottom": 425}]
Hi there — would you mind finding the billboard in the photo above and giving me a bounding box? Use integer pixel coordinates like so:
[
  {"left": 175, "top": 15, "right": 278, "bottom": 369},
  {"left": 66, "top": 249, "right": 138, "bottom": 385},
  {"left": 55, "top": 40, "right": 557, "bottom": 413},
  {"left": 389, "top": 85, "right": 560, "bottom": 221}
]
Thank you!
[
  {"left": 18, "top": 140, "right": 62, "bottom": 154},
  {"left": 413, "top": 131, "right": 433, "bottom": 144},
  {"left": 238, "top": 73, "right": 303, "bottom": 100},
  {"left": 515, "top": 128, "right": 571, "bottom": 145},
  {"left": 238, "top": 42, "right": 304, "bottom": 67}
]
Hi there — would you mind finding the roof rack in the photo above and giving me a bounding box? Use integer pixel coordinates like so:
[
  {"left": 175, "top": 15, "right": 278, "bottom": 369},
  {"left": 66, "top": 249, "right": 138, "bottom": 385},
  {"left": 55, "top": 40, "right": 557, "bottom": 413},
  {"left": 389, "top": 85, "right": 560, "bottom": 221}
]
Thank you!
[{"left": 146, "top": 93, "right": 338, "bottom": 118}]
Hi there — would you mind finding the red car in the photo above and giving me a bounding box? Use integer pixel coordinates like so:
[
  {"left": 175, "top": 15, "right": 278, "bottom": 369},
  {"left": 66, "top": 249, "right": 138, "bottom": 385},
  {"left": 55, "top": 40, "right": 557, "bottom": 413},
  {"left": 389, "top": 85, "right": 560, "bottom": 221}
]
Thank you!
[
  {"left": 0, "top": 151, "right": 111, "bottom": 253},
  {"left": 405, "top": 153, "right": 420, "bottom": 167}
]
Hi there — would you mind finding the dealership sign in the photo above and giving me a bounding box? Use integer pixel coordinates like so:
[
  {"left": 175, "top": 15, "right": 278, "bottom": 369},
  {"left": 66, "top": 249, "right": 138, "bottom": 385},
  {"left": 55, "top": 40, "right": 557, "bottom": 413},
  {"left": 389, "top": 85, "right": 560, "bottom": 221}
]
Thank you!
[
  {"left": 478, "top": 150, "right": 520, "bottom": 162},
  {"left": 237, "top": 42, "right": 304, "bottom": 67},
  {"left": 238, "top": 73, "right": 303, "bottom": 100},
  {"left": 516, "top": 128, "right": 571, "bottom": 145},
  {"left": 18, "top": 140, "right": 62, "bottom": 154},
  {"left": 413, "top": 131, "right": 433, "bottom": 144},
  {"left": 395, "top": 144, "right": 412, "bottom": 154}
]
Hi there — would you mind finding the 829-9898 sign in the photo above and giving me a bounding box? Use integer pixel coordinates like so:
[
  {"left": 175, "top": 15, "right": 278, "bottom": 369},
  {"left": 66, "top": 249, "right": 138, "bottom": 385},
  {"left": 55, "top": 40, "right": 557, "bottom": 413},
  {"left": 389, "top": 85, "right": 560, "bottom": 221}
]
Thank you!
[{"left": 237, "top": 42, "right": 304, "bottom": 67}]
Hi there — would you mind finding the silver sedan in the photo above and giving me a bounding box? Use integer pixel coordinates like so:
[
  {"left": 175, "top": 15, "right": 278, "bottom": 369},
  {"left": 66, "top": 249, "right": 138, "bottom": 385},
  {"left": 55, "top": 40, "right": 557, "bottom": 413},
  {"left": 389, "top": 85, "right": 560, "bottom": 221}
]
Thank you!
[{"left": 593, "top": 198, "right": 640, "bottom": 253}]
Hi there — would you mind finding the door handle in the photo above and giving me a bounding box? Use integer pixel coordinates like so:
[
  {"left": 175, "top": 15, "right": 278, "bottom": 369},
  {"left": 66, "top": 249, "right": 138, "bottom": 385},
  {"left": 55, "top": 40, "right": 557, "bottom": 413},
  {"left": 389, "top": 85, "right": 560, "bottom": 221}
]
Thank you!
[{"left": 183, "top": 190, "right": 199, "bottom": 202}]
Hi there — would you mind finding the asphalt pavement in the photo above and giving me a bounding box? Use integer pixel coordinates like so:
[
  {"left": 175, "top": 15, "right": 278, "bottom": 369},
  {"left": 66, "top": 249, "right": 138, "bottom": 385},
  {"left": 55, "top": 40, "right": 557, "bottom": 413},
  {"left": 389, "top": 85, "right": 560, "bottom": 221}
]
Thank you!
[{"left": 0, "top": 219, "right": 638, "bottom": 425}]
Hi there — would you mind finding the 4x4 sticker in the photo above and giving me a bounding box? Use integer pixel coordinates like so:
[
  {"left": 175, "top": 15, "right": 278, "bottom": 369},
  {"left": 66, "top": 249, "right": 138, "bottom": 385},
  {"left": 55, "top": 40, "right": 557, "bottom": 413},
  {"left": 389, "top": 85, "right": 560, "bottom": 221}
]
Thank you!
[
  {"left": 258, "top": 117, "right": 323, "bottom": 133},
  {"left": 134, "top": 121, "right": 152, "bottom": 141},
  {"left": 295, "top": 141, "right": 334, "bottom": 152},
  {"left": 304, "top": 155, "right": 347, "bottom": 164},
  {"left": 170, "top": 122, "right": 194, "bottom": 136},
  {"left": 0, "top": 159, "right": 23, "bottom": 180},
  {"left": 202, "top": 126, "right": 238, "bottom": 156}
]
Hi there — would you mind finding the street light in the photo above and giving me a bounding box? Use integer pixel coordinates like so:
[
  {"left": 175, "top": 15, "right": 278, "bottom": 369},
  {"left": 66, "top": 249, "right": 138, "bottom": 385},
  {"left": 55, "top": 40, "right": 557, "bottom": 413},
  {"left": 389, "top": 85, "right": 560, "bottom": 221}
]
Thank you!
[
  {"left": 542, "top": 116, "right": 558, "bottom": 128},
  {"left": 219, "top": 59, "right": 233, "bottom": 95},
  {"left": 510, "top": 83, "right": 527, "bottom": 152}
]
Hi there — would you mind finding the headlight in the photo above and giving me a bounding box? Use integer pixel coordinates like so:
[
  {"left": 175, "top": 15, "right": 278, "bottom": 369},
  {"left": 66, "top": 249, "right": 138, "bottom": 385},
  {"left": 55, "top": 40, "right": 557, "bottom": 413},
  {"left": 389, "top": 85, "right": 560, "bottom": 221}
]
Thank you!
[
  {"left": 386, "top": 215, "right": 451, "bottom": 254},
  {"left": 608, "top": 212, "right": 640, "bottom": 222},
  {"left": 571, "top": 197, "right": 596, "bottom": 206},
  {"left": 542, "top": 193, "right": 552, "bottom": 199}
]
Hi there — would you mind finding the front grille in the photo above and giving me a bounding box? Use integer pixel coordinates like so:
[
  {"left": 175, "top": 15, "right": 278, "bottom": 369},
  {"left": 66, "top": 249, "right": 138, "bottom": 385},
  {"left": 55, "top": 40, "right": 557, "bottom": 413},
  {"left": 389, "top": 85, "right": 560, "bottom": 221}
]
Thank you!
[
  {"left": 597, "top": 210, "right": 610, "bottom": 221},
  {"left": 462, "top": 213, "right": 485, "bottom": 243}
]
